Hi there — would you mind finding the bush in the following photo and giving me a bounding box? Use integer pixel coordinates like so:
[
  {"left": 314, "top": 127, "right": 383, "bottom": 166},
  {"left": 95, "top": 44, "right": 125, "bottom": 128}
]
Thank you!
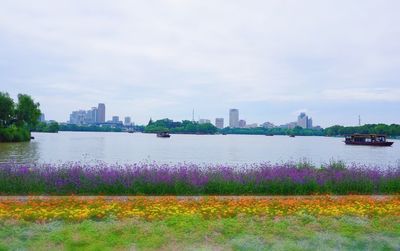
[{"left": 0, "top": 126, "right": 30, "bottom": 142}]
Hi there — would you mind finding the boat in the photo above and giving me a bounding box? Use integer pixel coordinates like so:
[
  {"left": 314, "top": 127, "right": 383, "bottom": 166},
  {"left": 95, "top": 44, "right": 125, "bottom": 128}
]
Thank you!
[
  {"left": 289, "top": 134, "right": 295, "bottom": 137},
  {"left": 157, "top": 132, "right": 171, "bottom": 138},
  {"left": 344, "top": 134, "right": 393, "bottom": 146},
  {"left": 265, "top": 134, "right": 274, "bottom": 136}
]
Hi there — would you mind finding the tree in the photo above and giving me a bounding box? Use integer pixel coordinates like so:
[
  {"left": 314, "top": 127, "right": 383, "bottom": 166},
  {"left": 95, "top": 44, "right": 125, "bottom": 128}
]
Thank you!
[
  {"left": 15, "top": 94, "right": 41, "bottom": 129},
  {"left": 0, "top": 92, "right": 14, "bottom": 128}
]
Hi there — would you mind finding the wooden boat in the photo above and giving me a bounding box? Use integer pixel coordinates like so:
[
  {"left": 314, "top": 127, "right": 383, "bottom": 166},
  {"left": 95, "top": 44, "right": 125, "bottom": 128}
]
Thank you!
[
  {"left": 157, "top": 132, "right": 171, "bottom": 138},
  {"left": 344, "top": 134, "right": 393, "bottom": 146}
]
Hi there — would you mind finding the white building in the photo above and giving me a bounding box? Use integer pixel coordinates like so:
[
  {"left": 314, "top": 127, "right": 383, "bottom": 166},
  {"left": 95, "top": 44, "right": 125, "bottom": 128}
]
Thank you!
[
  {"left": 245, "top": 123, "right": 258, "bottom": 128},
  {"left": 229, "top": 109, "right": 239, "bottom": 128},
  {"left": 238, "top": 119, "right": 246, "bottom": 128},
  {"left": 215, "top": 118, "right": 224, "bottom": 129},
  {"left": 112, "top": 116, "right": 120, "bottom": 123},
  {"left": 199, "top": 119, "right": 211, "bottom": 124},
  {"left": 261, "top": 122, "right": 275, "bottom": 128},
  {"left": 124, "top": 116, "right": 131, "bottom": 126},
  {"left": 297, "top": 112, "right": 313, "bottom": 129}
]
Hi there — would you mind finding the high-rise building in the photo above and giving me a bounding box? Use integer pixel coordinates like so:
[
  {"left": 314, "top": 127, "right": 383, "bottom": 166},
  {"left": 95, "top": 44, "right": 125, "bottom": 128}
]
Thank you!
[
  {"left": 97, "top": 103, "right": 105, "bottom": 123},
  {"left": 297, "top": 112, "right": 308, "bottom": 129},
  {"left": 91, "top": 107, "right": 98, "bottom": 123},
  {"left": 229, "top": 109, "right": 239, "bottom": 128},
  {"left": 215, "top": 118, "right": 224, "bottom": 129},
  {"left": 124, "top": 116, "right": 131, "bottom": 125},
  {"left": 69, "top": 110, "right": 86, "bottom": 125},
  {"left": 308, "top": 118, "right": 313, "bottom": 128},
  {"left": 238, "top": 119, "right": 246, "bottom": 128},
  {"left": 112, "top": 116, "right": 119, "bottom": 123},
  {"left": 297, "top": 112, "right": 313, "bottom": 129}
]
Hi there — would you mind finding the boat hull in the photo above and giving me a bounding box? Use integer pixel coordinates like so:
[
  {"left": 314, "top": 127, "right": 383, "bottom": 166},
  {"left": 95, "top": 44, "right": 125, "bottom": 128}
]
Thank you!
[{"left": 345, "top": 141, "right": 393, "bottom": 146}]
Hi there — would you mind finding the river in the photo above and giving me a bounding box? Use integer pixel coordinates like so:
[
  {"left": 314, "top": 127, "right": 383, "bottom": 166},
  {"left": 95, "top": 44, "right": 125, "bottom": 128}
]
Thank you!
[{"left": 0, "top": 132, "right": 399, "bottom": 167}]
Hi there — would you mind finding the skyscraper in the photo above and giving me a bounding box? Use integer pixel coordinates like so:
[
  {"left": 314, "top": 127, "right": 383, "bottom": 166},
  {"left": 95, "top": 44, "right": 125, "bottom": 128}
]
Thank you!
[
  {"left": 91, "top": 107, "right": 98, "bottom": 123},
  {"left": 97, "top": 103, "right": 105, "bottom": 123},
  {"left": 297, "top": 112, "right": 313, "bottom": 129},
  {"left": 124, "top": 116, "right": 131, "bottom": 125},
  {"left": 215, "top": 118, "right": 224, "bottom": 129},
  {"left": 229, "top": 109, "right": 239, "bottom": 128}
]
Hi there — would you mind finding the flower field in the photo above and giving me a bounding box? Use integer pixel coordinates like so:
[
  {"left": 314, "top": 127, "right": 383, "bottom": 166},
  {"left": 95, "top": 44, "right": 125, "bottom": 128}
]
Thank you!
[
  {"left": 0, "top": 196, "right": 399, "bottom": 222},
  {"left": 0, "top": 162, "right": 399, "bottom": 195}
]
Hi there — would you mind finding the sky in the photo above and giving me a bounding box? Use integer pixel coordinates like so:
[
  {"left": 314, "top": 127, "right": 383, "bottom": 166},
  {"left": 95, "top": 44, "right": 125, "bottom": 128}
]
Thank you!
[{"left": 0, "top": 0, "right": 399, "bottom": 127}]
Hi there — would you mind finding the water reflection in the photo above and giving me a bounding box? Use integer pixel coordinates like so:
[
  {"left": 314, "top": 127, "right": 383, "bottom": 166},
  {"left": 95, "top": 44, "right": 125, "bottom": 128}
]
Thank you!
[{"left": 0, "top": 141, "right": 40, "bottom": 164}]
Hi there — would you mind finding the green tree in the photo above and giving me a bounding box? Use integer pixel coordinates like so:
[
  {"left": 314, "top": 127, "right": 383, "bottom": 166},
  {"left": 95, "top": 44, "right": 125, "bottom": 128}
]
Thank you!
[
  {"left": 15, "top": 94, "right": 41, "bottom": 129},
  {"left": 0, "top": 92, "right": 14, "bottom": 128}
]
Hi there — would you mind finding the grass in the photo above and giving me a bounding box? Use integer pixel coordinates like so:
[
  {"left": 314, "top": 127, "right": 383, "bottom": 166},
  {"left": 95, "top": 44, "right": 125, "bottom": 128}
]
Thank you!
[{"left": 0, "top": 215, "right": 399, "bottom": 250}]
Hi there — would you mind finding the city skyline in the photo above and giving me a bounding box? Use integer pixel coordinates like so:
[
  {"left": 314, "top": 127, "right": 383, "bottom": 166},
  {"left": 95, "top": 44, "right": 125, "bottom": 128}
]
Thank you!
[
  {"left": 65, "top": 104, "right": 321, "bottom": 129},
  {"left": 1, "top": 1, "right": 400, "bottom": 127}
]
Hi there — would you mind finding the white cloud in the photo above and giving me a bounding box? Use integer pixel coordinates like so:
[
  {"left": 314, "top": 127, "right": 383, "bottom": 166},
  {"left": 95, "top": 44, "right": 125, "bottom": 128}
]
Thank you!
[{"left": 0, "top": 0, "right": 399, "bottom": 125}]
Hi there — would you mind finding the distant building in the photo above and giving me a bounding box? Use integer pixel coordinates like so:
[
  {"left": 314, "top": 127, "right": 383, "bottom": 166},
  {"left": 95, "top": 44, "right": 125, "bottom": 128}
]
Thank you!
[
  {"left": 280, "top": 122, "right": 297, "bottom": 129},
  {"left": 199, "top": 119, "right": 211, "bottom": 124},
  {"left": 261, "top": 122, "right": 275, "bottom": 128},
  {"left": 308, "top": 118, "right": 313, "bottom": 128},
  {"left": 39, "top": 113, "right": 45, "bottom": 122},
  {"left": 245, "top": 123, "right": 258, "bottom": 128},
  {"left": 215, "top": 118, "right": 224, "bottom": 129},
  {"left": 69, "top": 110, "right": 87, "bottom": 125},
  {"left": 124, "top": 116, "right": 131, "bottom": 126},
  {"left": 238, "top": 119, "right": 246, "bottom": 128},
  {"left": 297, "top": 113, "right": 308, "bottom": 128},
  {"left": 91, "top": 107, "right": 98, "bottom": 123},
  {"left": 112, "top": 116, "right": 119, "bottom": 123},
  {"left": 97, "top": 103, "right": 106, "bottom": 123},
  {"left": 297, "top": 112, "right": 313, "bottom": 129},
  {"left": 229, "top": 109, "right": 239, "bottom": 128}
]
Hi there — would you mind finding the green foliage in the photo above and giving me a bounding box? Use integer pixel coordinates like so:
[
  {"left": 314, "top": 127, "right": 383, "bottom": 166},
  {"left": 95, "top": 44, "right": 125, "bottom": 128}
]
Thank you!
[
  {"left": 59, "top": 124, "right": 123, "bottom": 132},
  {"left": 33, "top": 122, "right": 59, "bottom": 133},
  {"left": 325, "top": 124, "right": 400, "bottom": 137},
  {"left": 0, "top": 92, "right": 41, "bottom": 142},
  {"left": 0, "top": 125, "right": 30, "bottom": 142},
  {"left": 15, "top": 94, "right": 41, "bottom": 129},
  {"left": 0, "top": 92, "right": 14, "bottom": 128},
  {"left": 221, "top": 126, "right": 324, "bottom": 136},
  {"left": 144, "top": 119, "right": 218, "bottom": 134}
]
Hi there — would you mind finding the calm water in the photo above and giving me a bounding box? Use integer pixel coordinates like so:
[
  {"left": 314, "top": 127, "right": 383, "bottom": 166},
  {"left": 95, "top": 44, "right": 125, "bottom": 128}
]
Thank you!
[{"left": 0, "top": 132, "right": 399, "bottom": 166}]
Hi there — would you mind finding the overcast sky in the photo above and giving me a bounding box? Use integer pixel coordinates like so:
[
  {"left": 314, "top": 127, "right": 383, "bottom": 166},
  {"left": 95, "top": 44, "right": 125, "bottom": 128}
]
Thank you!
[{"left": 1, "top": 0, "right": 399, "bottom": 127}]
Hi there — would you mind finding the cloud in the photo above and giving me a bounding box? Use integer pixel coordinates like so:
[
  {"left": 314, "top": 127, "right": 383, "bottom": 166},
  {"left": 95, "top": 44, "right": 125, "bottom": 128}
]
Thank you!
[{"left": 0, "top": 0, "right": 399, "bottom": 125}]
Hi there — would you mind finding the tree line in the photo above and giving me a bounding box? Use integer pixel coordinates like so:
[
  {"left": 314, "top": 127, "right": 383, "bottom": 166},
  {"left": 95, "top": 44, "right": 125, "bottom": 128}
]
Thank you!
[
  {"left": 145, "top": 119, "right": 218, "bottom": 134},
  {"left": 324, "top": 124, "right": 400, "bottom": 137},
  {"left": 0, "top": 92, "right": 41, "bottom": 142}
]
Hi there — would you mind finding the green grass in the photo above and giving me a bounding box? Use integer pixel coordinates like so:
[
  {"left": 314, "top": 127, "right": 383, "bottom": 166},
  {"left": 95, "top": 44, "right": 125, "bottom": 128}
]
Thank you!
[{"left": 0, "top": 216, "right": 399, "bottom": 250}]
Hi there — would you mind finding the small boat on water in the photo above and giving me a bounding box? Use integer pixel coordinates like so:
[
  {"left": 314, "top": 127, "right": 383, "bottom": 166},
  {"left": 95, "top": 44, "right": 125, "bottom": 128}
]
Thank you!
[
  {"left": 157, "top": 132, "right": 171, "bottom": 138},
  {"left": 344, "top": 134, "right": 393, "bottom": 146},
  {"left": 289, "top": 134, "right": 295, "bottom": 137},
  {"left": 265, "top": 134, "right": 274, "bottom": 136}
]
